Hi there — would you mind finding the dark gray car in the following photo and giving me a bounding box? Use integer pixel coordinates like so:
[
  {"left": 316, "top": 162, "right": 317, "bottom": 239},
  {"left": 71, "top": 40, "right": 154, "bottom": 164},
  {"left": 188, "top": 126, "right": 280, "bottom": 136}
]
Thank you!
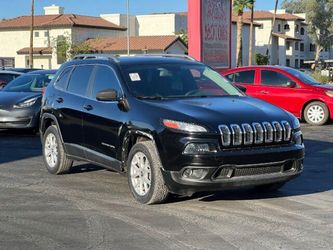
[{"left": 0, "top": 70, "right": 56, "bottom": 130}]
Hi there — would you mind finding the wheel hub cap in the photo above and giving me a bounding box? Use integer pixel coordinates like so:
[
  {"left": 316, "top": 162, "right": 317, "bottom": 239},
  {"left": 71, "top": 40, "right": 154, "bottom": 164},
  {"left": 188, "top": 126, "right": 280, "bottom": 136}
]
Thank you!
[
  {"left": 130, "top": 152, "right": 152, "bottom": 196},
  {"left": 307, "top": 105, "right": 325, "bottom": 123},
  {"left": 44, "top": 133, "right": 58, "bottom": 168}
]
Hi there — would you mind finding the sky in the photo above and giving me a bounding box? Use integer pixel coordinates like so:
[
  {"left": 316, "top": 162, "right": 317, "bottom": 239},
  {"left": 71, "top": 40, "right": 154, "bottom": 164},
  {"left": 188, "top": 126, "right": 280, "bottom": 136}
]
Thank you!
[{"left": 0, "top": 0, "right": 278, "bottom": 19}]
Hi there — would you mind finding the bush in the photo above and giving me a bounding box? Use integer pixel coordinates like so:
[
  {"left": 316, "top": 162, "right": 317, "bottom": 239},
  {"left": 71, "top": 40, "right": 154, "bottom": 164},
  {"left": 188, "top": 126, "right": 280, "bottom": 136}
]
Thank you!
[
  {"left": 311, "top": 70, "right": 331, "bottom": 83},
  {"left": 255, "top": 53, "right": 269, "bottom": 65}
]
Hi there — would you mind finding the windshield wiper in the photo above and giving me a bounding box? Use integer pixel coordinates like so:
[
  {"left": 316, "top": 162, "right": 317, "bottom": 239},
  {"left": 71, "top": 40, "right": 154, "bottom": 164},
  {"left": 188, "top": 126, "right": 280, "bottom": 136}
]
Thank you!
[{"left": 136, "top": 95, "right": 165, "bottom": 100}]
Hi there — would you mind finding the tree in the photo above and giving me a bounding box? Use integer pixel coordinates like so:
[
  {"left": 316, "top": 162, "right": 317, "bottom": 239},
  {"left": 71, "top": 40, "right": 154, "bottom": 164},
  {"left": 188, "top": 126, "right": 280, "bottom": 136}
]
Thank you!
[
  {"left": 175, "top": 29, "right": 188, "bottom": 46},
  {"left": 233, "top": 0, "right": 253, "bottom": 67},
  {"left": 281, "top": 0, "right": 333, "bottom": 69},
  {"left": 248, "top": 0, "right": 255, "bottom": 65}
]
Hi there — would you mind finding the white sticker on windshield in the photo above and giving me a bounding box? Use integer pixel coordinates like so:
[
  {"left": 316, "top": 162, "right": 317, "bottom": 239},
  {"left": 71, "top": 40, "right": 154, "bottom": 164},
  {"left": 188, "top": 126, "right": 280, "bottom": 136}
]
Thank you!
[{"left": 129, "top": 73, "right": 141, "bottom": 82}]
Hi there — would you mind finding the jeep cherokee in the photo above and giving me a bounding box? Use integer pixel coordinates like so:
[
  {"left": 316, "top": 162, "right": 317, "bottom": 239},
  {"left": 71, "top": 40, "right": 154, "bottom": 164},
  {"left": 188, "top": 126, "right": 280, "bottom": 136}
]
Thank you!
[{"left": 40, "top": 54, "right": 305, "bottom": 204}]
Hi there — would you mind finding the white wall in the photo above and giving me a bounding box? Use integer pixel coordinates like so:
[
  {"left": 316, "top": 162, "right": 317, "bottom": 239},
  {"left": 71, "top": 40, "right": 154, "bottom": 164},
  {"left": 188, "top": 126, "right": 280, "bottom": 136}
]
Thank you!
[
  {"left": 231, "top": 23, "right": 254, "bottom": 67},
  {"left": 136, "top": 14, "right": 176, "bottom": 36}
]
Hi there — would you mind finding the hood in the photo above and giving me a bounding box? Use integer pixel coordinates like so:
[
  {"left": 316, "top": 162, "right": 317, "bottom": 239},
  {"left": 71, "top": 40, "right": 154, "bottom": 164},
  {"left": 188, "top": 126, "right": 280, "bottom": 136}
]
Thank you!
[
  {"left": 0, "top": 92, "right": 41, "bottom": 108},
  {"left": 142, "top": 96, "right": 292, "bottom": 132},
  {"left": 313, "top": 83, "right": 333, "bottom": 91}
]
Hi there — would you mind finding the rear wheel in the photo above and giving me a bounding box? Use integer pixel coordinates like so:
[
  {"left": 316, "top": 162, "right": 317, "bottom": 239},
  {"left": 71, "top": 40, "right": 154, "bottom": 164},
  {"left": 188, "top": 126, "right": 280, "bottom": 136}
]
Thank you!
[
  {"left": 304, "top": 102, "right": 329, "bottom": 126},
  {"left": 127, "top": 141, "right": 169, "bottom": 204},
  {"left": 43, "top": 125, "right": 73, "bottom": 174}
]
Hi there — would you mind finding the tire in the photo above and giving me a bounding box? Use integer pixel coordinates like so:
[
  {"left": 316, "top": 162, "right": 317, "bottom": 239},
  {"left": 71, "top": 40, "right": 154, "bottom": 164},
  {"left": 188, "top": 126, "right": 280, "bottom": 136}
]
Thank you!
[
  {"left": 255, "top": 182, "right": 286, "bottom": 192},
  {"left": 43, "top": 125, "right": 73, "bottom": 175},
  {"left": 127, "top": 141, "right": 169, "bottom": 205},
  {"left": 304, "top": 101, "right": 329, "bottom": 126}
]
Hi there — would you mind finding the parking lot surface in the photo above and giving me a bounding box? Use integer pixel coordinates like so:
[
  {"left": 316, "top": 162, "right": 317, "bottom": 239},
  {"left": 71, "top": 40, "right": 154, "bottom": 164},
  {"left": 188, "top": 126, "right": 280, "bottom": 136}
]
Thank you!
[{"left": 0, "top": 124, "right": 332, "bottom": 250}]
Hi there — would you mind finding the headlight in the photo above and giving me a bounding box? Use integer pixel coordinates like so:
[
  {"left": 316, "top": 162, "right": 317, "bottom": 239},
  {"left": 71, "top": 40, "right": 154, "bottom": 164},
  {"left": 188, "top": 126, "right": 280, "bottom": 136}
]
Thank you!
[
  {"left": 13, "top": 97, "right": 38, "bottom": 109},
  {"left": 163, "top": 119, "right": 207, "bottom": 133},
  {"left": 326, "top": 90, "right": 333, "bottom": 97}
]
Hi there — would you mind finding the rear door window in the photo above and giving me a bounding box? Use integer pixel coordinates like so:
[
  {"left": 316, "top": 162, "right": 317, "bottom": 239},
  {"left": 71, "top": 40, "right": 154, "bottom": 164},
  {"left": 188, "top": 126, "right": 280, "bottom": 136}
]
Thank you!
[
  {"left": 67, "top": 65, "right": 94, "bottom": 96},
  {"left": 261, "top": 70, "right": 292, "bottom": 87},
  {"left": 231, "top": 70, "right": 255, "bottom": 84}
]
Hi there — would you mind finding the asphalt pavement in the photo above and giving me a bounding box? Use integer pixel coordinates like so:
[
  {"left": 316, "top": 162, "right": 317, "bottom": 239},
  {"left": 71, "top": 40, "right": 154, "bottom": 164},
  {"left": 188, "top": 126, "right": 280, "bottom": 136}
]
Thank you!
[{"left": 0, "top": 124, "right": 332, "bottom": 250}]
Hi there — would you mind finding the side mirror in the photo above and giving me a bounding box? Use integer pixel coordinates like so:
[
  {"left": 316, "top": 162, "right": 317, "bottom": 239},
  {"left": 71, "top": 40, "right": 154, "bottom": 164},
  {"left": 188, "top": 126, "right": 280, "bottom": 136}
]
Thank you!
[
  {"left": 96, "top": 89, "right": 119, "bottom": 102},
  {"left": 286, "top": 81, "right": 297, "bottom": 88},
  {"left": 237, "top": 85, "right": 247, "bottom": 93}
]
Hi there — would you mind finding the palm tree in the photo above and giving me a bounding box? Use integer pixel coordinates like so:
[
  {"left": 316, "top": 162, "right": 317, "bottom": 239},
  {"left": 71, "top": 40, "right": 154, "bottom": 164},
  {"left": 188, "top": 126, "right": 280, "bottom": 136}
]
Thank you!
[
  {"left": 234, "top": 0, "right": 253, "bottom": 67},
  {"left": 29, "top": 0, "right": 35, "bottom": 68},
  {"left": 266, "top": 0, "right": 279, "bottom": 59},
  {"left": 248, "top": 0, "right": 255, "bottom": 65}
]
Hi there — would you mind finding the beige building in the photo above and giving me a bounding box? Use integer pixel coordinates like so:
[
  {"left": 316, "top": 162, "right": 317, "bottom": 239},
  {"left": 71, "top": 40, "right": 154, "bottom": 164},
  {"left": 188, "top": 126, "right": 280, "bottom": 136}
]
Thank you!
[
  {"left": 0, "top": 5, "right": 126, "bottom": 69},
  {"left": 243, "top": 9, "right": 333, "bottom": 68}
]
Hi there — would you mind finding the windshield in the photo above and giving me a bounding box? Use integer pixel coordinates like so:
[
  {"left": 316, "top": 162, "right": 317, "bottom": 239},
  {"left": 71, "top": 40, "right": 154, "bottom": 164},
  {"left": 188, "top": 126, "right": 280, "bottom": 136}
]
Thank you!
[
  {"left": 122, "top": 64, "right": 243, "bottom": 99},
  {"left": 284, "top": 68, "right": 321, "bottom": 85},
  {"left": 2, "top": 73, "right": 55, "bottom": 92}
]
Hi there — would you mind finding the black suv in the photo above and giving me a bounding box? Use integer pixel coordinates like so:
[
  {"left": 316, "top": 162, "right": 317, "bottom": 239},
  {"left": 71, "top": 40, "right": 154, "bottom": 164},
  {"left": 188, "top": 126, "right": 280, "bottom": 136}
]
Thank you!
[{"left": 40, "top": 54, "right": 305, "bottom": 204}]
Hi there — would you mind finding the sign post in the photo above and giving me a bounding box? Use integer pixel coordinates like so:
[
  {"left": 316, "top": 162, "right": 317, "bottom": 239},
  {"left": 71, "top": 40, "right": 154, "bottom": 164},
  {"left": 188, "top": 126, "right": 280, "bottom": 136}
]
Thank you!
[{"left": 188, "top": 0, "right": 232, "bottom": 71}]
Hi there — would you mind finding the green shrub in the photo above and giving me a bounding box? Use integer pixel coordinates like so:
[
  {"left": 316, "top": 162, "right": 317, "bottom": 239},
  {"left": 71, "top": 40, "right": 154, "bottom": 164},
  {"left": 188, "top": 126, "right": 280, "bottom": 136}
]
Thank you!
[{"left": 255, "top": 53, "right": 269, "bottom": 65}]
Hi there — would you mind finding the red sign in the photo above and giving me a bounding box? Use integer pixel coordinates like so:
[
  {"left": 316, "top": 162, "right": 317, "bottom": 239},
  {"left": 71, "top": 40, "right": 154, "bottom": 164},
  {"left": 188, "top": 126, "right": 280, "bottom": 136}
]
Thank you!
[{"left": 188, "top": 0, "right": 231, "bottom": 69}]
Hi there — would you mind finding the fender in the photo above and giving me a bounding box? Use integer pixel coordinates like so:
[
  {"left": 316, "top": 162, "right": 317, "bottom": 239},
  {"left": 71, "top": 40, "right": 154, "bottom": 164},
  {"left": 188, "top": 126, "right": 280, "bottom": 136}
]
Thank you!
[{"left": 40, "top": 113, "right": 65, "bottom": 144}]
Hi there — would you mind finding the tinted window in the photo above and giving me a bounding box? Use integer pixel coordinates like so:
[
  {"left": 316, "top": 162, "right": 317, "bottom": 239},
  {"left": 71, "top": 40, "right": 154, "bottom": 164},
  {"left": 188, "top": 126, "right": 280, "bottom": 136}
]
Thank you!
[
  {"left": 226, "top": 73, "right": 234, "bottom": 82},
  {"left": 0, "top": 74, "right": 17, "bottom": 87},
  {"left": 55, "top": 67, "right": 72, "bottom": 90},
  {"left": 91, "top": 66, "right": 122, "bottom": 99},
  {"left": 67, "top": 65, "right": 94, "bottom": 96},
  {"left": 233, "top": 70, "right": 255, "bottom": 84},
  {"left": 261, "top": 70, "right": 292, "bottom": 86}
]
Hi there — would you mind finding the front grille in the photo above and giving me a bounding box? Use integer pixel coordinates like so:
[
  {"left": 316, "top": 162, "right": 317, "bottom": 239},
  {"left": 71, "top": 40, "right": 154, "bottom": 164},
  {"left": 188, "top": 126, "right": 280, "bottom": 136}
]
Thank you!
[{"left": 219, "top": 121, "right": 292, "bottom": 147}]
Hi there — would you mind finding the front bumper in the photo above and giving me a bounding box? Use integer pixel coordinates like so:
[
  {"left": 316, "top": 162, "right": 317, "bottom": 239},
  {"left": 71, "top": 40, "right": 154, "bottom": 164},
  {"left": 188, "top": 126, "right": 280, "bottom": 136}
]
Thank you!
[
  {"left": 162, "top": 158, "right": 303, "bottom": 196},
  {"left": 0, "top": 107, "right": 39, "bottom": 129}
]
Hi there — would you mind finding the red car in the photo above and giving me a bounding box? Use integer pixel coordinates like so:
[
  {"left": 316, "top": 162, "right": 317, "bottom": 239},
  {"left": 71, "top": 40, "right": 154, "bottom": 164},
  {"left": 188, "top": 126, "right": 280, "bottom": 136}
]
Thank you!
[{"left": 223, "top": 66, "right": 333, "bottom": 125}]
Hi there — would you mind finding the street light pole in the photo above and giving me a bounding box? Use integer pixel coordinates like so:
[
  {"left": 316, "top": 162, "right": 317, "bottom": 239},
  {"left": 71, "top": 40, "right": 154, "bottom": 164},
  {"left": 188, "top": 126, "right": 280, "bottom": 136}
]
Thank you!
[
  {"left": 29, "top": 0, "right": 34, "bottom": 68},
  {"left": 127, "top": 0, "right": 130, "bottom": 56}
]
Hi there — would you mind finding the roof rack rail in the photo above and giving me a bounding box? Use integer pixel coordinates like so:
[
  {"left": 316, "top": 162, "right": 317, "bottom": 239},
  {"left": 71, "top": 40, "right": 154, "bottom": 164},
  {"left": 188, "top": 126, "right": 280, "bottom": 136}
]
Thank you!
[
  {"left": 138, "top": 54, "right": 197, "bottom": 62},
  {"left": 72, "top": 54, "right": 120, "bottom": 62}
]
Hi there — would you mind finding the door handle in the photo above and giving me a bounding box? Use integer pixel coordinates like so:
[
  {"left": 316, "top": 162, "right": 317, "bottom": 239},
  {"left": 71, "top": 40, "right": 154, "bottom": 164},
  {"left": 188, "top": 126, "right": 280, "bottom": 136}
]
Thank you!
[
  {"left": 56, "top": 97, "right": 64, "bottom": 103},
  {"left": 260, "top": 91, "right": 269, "bottom": 94},
  {"left": 83, "top": 104, "right": 93, "bottom": 111}
]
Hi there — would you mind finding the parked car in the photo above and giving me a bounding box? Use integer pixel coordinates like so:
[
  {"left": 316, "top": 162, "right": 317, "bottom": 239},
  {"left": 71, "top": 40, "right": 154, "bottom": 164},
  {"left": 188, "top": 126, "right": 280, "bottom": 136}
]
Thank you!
[
  {"left": 5, "top": 68, "right": 41, "bottom": 73},
  {"left": 223, "top": 66, "right": 333, "bottom": 125},
  {"left": 0, "top": 70, "right": 22, "bottom": 89},
  {"left": 0, "top": 70, "right": 56, "bottom": 131},
  {"left": 40, "top": 55, "right": 304, "bottom": 205}
]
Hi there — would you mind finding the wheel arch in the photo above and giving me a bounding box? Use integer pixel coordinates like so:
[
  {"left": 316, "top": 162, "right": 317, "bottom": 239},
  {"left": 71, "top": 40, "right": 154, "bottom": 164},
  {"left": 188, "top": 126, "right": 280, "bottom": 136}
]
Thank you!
[{"left": 40, "top": 113, "right": 64, "bottom": 144}]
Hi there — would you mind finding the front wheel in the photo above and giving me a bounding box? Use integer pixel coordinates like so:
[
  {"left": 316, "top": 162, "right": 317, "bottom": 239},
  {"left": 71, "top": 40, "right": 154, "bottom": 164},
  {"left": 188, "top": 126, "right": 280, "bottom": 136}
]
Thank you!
[
  {"left": 304, "top": 101, "right": 329, "bottom": 126},
  {"left": 127, "top": 141, "right": 169, "bottom": 204}
]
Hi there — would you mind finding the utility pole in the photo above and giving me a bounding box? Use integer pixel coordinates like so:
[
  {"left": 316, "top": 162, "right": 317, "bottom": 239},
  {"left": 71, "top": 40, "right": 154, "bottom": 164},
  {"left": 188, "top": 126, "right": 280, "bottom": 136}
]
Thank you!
[
  {"left": 29, "top": 0, "right": 34, "bottom": 68},
  {"left": 127, "top": 0, "right": 130, "bottom": 56},
  {"left": 248, "top": 0, "right": 254, "bottom": 65}
]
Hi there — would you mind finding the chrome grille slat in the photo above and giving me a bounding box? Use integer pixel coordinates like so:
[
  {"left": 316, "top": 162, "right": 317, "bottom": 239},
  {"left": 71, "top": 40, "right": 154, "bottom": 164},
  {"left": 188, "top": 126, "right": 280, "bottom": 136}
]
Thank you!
[{"left": 219, "top": 121, "right": 290, "bottom": 147}]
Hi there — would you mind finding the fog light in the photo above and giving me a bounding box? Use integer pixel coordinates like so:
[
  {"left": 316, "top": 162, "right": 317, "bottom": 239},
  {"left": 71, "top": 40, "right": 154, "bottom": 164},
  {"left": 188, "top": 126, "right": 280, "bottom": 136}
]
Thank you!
[
  {"left": 182, "top": 168, "right": 209, "bottom": 180},
  {"left": 183, "top": 143, "right": 217, "bottom": 155}
]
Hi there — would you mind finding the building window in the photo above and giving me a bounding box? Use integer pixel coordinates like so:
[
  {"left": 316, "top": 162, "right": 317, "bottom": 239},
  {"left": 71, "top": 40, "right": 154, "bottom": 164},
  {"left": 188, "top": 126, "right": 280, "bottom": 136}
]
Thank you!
[
  {"left": 44, "top": 31, "right": 49, "bottom": 37},
  {"left": 300, "top": 43, "right": 304, "bottom": 52},
  {"left": 286, "top": 41, "right": 291, "bottom": 50},
  {"left": 295, "top": 25, "right": 299, "bottom": 33},
  {"left": 300, "top": 27, "right": 305, "bottom": 35},
  {"left": 300, "top": 59, "right": 304, "bottom": 68},
  {"left": 278, "top": 24, "right": 281, "bottom": 32},
  {"left": 295, "top": 42, "right": 299, "bottom": 51},
  {"left": 259, "top": 24, "right": 264, "bottom": 29},
  {"left": 284, "top": 24, "right": 290, "bottom": 30},
  {"left": 295, "top": 59, "right": 299, "bottom": 68},
  {"left": 286, "top": 59, "right": 290, "bottom": 67},
  {"left": 310, "top": 44, "right": 316, "bottom": 52},
  {"left": 34, "top": 31, "right": 39, "bottom": 38}
]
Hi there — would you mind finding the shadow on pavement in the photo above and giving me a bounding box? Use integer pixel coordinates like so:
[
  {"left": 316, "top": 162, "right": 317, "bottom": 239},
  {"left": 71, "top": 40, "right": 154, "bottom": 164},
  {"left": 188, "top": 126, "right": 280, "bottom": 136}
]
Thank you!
[{"left": 0, "top": 129, "right": 41, "bottom": 164}]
